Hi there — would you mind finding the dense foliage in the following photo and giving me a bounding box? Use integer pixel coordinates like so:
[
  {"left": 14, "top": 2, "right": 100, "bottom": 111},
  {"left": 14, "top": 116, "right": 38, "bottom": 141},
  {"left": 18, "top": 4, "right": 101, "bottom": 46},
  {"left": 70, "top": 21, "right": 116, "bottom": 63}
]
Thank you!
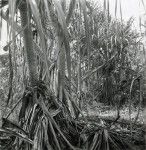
[{"left": 0, "top": 0, "right": 145, "bottom": 150}]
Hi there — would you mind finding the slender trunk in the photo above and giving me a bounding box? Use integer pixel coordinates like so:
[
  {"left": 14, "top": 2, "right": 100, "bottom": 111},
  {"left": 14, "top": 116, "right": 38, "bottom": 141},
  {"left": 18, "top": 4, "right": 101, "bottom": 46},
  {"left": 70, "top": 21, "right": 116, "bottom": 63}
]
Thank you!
[
  {"left": 0, "top": 108, "right": 2, "bottom": 127},
  {"left": 48, "top": 2, "right": 71, "bottom": 110},
  {"left": 57, "top": 33, "right": 65, "bottom": 103},
  {"left": 19, "top": 1, "right": 38, "bottom": 86},
  {"left": 144, "top": 65, "right": 146, "bottom": 146},
  {"left": 78, "top": 45, "right": 82, "bottom": 109},
  {"left": 143, "top": 23, "right": 146, "bottom": 146},
  {"left": 77, "top": 4, "right": 82, "bottom": 110}
]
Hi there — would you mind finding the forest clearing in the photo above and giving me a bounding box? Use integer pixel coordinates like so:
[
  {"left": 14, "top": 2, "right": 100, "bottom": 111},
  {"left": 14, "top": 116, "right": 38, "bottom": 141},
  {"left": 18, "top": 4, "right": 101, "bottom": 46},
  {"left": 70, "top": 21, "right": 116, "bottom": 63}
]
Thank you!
[{"left": 0, "top": 0, "right": 146, "bottom": 149}]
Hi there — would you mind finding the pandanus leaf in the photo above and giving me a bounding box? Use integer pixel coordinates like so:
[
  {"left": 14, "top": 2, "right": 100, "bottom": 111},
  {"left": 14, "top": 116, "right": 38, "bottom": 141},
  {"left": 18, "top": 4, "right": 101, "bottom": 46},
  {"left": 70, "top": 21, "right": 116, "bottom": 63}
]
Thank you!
[
  {"left": 2, "top": 118, "right": 27, "bottom": 135},
  {"left": 0, "top": 128, "right": 33, "bottom": 145}
]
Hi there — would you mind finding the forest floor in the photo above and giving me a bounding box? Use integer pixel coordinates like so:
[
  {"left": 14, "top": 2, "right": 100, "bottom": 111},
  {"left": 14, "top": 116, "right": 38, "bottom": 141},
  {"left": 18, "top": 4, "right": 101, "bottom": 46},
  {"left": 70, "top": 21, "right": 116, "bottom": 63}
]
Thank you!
[
  {"left": 85, "top": 104, "right": 144, "bottom": 124},
  {"left": 81, "top": 104, "right": 145, "bottom": 150}
]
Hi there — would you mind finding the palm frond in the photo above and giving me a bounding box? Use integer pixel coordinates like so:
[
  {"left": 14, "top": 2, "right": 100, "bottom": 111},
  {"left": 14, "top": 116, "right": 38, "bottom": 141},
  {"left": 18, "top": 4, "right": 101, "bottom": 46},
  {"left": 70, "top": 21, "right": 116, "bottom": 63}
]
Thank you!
[
  {"left": 141, "top": 0, "right": 146, "bottom": 14},
  {"left": 66, "top": 0, "right": 76, "bottom": 25},
  {"left": 80, "top": 0, "right": 90, "bottom": 69},
  {"left": 86, "top": 127, "right": 134, "bottom": 150},
  {"left": 115, "top": 0, "right": 117, "bottom": 17},
  {"left": 2, "top": 118, "right": 27, "bottom": 135},
  {"left": 0, "top": 128, "right": 33, "bottom": 145}
]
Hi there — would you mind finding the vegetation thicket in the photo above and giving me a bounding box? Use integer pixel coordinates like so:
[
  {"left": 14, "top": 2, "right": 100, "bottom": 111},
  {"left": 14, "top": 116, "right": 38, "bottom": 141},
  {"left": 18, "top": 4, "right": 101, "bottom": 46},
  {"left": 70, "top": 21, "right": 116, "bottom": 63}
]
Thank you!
[{"left": 0, "top": 0, "right": 146, "bottom": 150}]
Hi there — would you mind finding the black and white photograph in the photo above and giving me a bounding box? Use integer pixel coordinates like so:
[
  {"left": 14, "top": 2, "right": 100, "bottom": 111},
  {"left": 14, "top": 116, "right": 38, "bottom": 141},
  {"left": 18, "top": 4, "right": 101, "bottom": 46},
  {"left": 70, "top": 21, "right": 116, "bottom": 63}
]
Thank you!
[{"left": 0, "top": 0, "right": 146, "bottom": 149}]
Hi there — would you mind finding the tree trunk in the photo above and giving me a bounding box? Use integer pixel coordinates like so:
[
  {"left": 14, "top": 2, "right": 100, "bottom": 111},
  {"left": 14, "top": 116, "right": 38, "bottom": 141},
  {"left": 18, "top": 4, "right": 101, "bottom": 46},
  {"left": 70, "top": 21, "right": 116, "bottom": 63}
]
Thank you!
[
  {"left": 57, "top": 32, "right": 65, "bottom": 103},
  {"left": 143, "top": 23, "right": 146, "bottom": 146},
  {"left": 144, "top": 55, "right": 146, "bottom": 146},
  {"left": 0, "top": 108, "right": 2, "bottom": 127},
  {"left": 78, "top": 45, "right": 82, "bottom": 109},
  {"left": 19, "top": 1, "right": 38, "bottom": 87}
]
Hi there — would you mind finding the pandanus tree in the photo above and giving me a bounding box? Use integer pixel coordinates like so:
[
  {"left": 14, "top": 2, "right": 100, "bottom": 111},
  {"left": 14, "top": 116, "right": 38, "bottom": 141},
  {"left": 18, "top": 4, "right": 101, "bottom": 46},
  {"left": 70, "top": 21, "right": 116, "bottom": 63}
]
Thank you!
[
  {"left": 0, "top": 0, "right": 76, "bottom": 110},
  {"left": 0, "top": 0, "right": 81, "bottom": 149},
  {"left": 0, "top": 0, "right": 145, "bottom": 150}
]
